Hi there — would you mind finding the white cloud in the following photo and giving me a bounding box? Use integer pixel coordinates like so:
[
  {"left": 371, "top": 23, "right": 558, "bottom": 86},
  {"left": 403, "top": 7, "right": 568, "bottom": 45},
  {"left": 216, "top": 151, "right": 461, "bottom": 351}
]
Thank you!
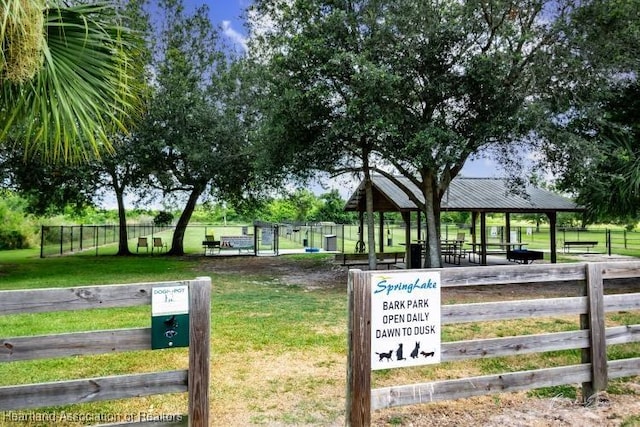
[{"left": 222, "top": 20, "right": 248, "bottom": 52}]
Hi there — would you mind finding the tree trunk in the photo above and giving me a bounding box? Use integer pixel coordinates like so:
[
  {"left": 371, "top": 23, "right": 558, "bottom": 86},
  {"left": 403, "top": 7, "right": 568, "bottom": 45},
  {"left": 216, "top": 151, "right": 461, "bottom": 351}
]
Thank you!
[
  {"left": 422, "top": 177, "right": 442, "bottom": 268},
  {"left": 168, "top": 185, "right": 204, "bottom": 256},
  {"left": 362, "top": 149, "right": 377, "bottom": 270},
  {"left": 115, "top": 186, "right": 131, "bottom": 256},
  {"left": 108, "top": 169, "right": 131, "bottom": 256},
  {"left": 364, "top": 176, "right": 377, "bottom": 270}
]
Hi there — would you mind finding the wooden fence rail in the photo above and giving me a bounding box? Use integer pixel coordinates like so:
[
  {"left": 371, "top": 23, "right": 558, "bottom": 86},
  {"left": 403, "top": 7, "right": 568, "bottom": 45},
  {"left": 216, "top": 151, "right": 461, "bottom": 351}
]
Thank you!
[
  {"left": 347, "top": 262, "right": 640, "bottom": 426},
  {"left": 0, "top": 277, "right": 211, "bottom": 427}
]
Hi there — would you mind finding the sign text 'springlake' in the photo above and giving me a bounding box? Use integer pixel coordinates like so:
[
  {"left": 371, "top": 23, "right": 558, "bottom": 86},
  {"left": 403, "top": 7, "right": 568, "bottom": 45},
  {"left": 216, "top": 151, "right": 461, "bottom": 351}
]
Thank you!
[
  {"left": 374, "top": 277, "right": 438, "bottom": 296},
  {"left": 370, "top": 271, "right": 441, "bottom": 370}
]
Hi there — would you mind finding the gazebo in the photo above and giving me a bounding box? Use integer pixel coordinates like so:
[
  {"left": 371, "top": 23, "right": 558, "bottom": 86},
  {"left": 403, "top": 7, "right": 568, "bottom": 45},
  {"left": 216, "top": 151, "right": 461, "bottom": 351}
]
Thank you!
[{"left": 343, "top": 175, "right": 585, "bottom": 265}]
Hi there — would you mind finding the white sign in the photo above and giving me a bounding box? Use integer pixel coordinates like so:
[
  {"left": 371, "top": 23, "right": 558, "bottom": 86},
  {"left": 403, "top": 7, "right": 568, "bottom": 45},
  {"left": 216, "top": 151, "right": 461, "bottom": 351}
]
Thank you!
[
  {"left": 152, "top": 285, "right": 189, "bottom": 316},
  {"left": 370, "top": 271, "right": 441, "bottom": 370}
]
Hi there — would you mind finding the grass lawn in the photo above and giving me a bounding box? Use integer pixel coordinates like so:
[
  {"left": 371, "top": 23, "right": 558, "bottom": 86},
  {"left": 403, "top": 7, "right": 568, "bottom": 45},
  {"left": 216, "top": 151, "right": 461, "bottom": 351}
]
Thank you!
[
  {"left": 1, "top": 247, "right": 639, "bottom": 426},
  {"left": 0, "top": 251, "right": 349, "bottom": 426}
]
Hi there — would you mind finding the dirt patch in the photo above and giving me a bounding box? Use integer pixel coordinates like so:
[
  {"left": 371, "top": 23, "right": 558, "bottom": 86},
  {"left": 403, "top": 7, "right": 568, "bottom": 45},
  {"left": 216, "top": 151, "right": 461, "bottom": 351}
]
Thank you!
[
  {"left": 195, "top": 254, "right": 640, "bottom": 426},
  {"left": 373, "top": 391, "right": 640, "bottom": 427},
  {"left": 196, "top": 254, "right": 349, "bottom": 290},
  {"left": 195, "top": 253, "right": 640, "bottom": 299}
]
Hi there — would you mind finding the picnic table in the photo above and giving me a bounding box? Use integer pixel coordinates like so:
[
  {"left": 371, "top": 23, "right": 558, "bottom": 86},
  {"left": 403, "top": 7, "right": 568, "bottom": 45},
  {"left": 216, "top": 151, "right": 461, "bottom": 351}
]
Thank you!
[{"left": 467, "top": 242, "right": 527, "bottom": 264}]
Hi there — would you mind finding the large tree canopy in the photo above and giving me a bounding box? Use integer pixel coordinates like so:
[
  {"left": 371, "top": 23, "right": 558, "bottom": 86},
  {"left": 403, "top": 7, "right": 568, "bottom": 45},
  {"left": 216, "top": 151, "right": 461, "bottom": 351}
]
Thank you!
[
  {"left": 136, "top": 0, "right": 260, "bottom": 255},
  {"left": 0, "top": 0, "right": 144, "bottom": 162},
  {"left": 538, "top": 0, "right": 640, "bottom": 224},
  {"left": 549, "top": 82, "right": 640, "bottom": 224},
  {"left": 250, "top": 0, "right": 595, "bottom": 267}
]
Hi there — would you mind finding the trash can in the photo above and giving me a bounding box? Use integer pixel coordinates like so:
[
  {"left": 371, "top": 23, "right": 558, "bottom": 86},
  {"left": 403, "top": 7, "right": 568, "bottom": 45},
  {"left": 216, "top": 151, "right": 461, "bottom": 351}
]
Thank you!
[
  {"left": 324, "top": 235, "right": 337, "bottom": 252},
  {"left": 303, "top": 238, "right": 308, "bottom": 247},
  {"left": 410, "top": 243, "right": 422, "bottom": 269}
]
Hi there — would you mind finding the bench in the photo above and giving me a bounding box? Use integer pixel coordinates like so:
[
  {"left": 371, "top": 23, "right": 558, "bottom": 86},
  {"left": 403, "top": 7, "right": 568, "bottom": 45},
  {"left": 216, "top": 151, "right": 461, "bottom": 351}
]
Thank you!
[
  {"left": 563, "top": 241, "right": 598, "bottom": 253},
  {"left": 218, "top": 235, "right": 255, "bottom": 254},
  {"left": 202, "top": 240, "right": 220, "bottom": 255},
  {"left": 335, "top": 252, "right": 405, "bottom": 270},
  {"left": 202, "top": 235, "right": 220, "bottom": 256},
  {"left": 507, "top": 249, "right": 544, "bottom": 264}
]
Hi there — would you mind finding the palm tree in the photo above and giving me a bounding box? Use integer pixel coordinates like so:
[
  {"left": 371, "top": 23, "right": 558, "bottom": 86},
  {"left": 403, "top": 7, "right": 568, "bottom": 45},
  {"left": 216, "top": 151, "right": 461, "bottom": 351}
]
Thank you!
[{"left": 1, "top": 0, "right": 143, "bottom": 162}]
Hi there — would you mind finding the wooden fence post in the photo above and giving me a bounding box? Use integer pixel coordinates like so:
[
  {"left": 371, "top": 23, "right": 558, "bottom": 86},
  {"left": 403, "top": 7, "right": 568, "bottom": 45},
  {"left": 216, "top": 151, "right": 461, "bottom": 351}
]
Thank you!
[
  {"left": 581, "top": 263, "right": 608, "bottom": 403},
  {"left": 346, "top": 270, "right": 371, "bottom": 426},
  {"left": 189, "top": 277, "right": 212, "bottom": 426}
]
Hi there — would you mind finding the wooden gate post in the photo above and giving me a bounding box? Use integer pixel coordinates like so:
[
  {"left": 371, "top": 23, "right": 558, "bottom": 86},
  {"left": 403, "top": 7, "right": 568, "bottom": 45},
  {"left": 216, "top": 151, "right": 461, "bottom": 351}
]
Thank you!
[
  {"left": 346, "top": 270, "right": 372, "bottom": 426},
  {"left": 581, "top": 263, "right": 608, "bottom": 403},
  {"left": 189, "top": 277, "right": 212, "bottom": 426}
]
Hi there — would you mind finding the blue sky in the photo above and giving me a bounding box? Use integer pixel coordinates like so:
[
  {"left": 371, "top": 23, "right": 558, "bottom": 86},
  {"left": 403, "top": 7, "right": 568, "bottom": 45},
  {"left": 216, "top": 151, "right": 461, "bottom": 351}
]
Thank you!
[{"left": 183, "top": 0, "right": 251, "bottom": 52}]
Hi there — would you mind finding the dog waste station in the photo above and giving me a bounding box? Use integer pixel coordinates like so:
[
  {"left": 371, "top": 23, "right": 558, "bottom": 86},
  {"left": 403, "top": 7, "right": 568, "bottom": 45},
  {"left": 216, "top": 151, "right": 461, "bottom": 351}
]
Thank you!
[{"left": 151, "top": 285, "right": 190, "bottom": 349}]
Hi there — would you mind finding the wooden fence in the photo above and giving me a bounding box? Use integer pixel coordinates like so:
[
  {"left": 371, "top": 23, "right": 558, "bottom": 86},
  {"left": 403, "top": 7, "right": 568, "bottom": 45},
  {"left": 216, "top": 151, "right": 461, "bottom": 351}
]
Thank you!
[
  {"left": 347, "top": 262, "right": 640, "bottom": 426},
  {"left": 0, "top": 277, "right": 211, "bottom": 426}
]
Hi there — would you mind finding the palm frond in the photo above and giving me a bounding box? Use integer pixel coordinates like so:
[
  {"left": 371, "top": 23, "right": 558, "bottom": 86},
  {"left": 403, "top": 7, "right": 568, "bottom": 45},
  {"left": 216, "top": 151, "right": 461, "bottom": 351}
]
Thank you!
[
  {"left": 0, "top": 0, "right": 45, "bottom": 83},
  {"left": 1, "top": 1, "right": 143, "bottom": 162}
]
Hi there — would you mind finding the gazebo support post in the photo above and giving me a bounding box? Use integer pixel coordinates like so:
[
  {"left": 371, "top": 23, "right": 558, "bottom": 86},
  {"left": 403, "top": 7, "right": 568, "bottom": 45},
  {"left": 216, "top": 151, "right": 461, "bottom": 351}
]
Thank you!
[
  {"left": 471, "top": 212, "right": 478, "bottom": 245},
  {"left": 548, "top": 211, "right": 557, "bottom": 263},
  {"left": 357, "top": 211, "right": 365, "bottom": 253},
  {"left": 402, "top": 211, "right": 411, "bottom": 267},
  {"left": 480, "top": 212, "right": 487, "bottom": 265},
  {"left": 379, "top": 213, "right": 384, "bottom": 253}
]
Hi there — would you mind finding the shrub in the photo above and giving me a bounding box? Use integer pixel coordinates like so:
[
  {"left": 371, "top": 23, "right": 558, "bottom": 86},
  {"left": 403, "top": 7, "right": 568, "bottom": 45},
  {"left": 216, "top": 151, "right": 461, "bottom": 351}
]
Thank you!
[
  {"left": 154, "top": 211, "right": 174, "bottom": 226},
  {"left": 0, "top": 192, "right": 38, "bottom": 249}
]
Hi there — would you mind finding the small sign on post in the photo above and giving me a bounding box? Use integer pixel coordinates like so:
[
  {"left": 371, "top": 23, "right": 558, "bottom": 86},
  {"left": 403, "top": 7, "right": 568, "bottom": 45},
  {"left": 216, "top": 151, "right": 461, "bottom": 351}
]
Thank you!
[
  {"left": 370, "top": 271, "right": 441, "bottom": 370},
  {"left": 151, "top": 285, "right": 190, "bottom": 349},
  {"left": 347, "top": 269, "right": 442, "bottom": 426}
]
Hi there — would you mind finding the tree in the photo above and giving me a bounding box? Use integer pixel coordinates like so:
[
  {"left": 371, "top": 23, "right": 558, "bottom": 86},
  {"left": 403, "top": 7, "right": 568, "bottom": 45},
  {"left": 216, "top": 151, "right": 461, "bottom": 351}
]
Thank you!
[
  {"left": 315, "top": 190, "right": 356, "bottom": 223},
  {"left": 551, "top": 83, "right": 640, "bottom": 224},
  {"left": 251, "top": 0, "right": 399, "bottom": 268},
  {"left": 95, "top": 0, "right": 152, "bottom": 256},
  {"left": 537, "top": 0, "right": 640, "bottom": 224},
  {"left": 1, "top": 0, "right": 144, "bottom": 162},
  {"left": 137, "top": 0, "right": 259, "bottom": 255},
  {"left": 1, "top": 0, "right": 152, "bottom": 255},
  {"left": 97, "top": 133, "right": 152, "bottom": 255},
  {"left": 0, "top": 144, "right": 100, "bottom": 215},
  {"left": 286, "top": 189, "right": 319, "bottom": 222},
  {"left": 251, "top": 0, "right": 586, "bottom": 267}
]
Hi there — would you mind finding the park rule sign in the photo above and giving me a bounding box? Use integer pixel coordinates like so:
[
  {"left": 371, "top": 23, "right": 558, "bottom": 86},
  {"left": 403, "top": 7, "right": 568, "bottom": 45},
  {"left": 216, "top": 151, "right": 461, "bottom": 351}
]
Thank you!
[{"left": 370, "top": 271, "right": 441, "bottom": 370}]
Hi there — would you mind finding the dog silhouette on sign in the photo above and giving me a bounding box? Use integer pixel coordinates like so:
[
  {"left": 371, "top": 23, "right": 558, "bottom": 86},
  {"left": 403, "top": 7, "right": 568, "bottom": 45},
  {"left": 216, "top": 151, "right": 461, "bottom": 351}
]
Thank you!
[
  {"left": 410, "top": 341, "right": 420, "bottom": 359},
  {"left": 396, "top": 343, "right": 406, "bottom": 361},
  {"left": 376, "top": 350, "right": 393, "bottom": 362}
]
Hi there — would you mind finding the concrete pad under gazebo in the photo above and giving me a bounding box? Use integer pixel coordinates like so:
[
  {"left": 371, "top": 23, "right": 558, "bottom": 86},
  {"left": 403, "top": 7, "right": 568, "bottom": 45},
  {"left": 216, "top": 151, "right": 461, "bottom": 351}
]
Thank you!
[{"left": 343, "top": 175, "right": 585, "bottom": 266}]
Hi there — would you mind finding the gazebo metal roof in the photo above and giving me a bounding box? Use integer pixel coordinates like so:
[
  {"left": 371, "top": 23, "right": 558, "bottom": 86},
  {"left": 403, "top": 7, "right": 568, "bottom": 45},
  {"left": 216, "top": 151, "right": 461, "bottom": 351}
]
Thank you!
[{"left": 344, "top": 175, "right": 583, "bottom": 214}]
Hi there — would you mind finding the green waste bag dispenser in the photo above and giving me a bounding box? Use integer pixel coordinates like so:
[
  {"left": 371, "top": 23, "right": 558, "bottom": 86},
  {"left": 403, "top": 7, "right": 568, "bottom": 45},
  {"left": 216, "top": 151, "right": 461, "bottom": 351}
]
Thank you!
[{"left": 151, "top": 285, "right": 190, "bottom": 349}]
